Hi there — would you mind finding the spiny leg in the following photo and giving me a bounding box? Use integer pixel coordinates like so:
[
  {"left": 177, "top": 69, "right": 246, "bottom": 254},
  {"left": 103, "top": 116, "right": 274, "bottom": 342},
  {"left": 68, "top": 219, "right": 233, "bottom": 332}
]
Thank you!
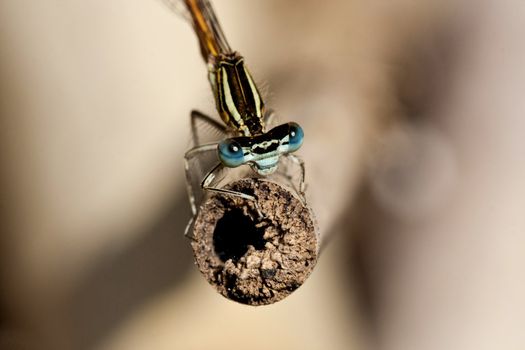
[
  {"left": 184, "top": 143, "right": 218, "bottom": 216},
  {"left": 202, "top": 163, "right": 264, "bottom": 218},
  {"left": 190, "top": 110, "right": 227, "bottom": 146},
  {"left": 184, "top": 217, "right": 196, "bottom": 241},
  {"left": 184, "top": 146, "right": 264, "bottom": 239},
  {"left": 285, "top": 154, "right": 307, "bottom": 204},
  {"left": 184, "top": 143, "right": 220, "bottom": 240}
]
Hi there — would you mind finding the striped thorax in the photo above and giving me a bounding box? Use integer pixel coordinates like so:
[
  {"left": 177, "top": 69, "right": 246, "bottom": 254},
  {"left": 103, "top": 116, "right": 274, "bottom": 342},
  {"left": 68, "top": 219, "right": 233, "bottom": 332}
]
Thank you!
[{"left": 209, "top": 53, "right": 265, "bottom": 137}]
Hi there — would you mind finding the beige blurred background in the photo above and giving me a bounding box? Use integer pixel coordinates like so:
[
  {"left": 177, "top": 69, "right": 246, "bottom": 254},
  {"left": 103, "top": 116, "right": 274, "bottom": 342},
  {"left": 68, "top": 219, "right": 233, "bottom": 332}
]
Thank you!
[{"left": 1, "top": 0, "right": 524, "bottom": 349}]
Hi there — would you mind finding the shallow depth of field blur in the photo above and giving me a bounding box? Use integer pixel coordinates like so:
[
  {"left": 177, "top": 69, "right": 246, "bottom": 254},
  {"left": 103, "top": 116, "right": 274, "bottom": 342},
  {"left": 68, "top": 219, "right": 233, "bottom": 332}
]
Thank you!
[{"left": 1, "top": 0, "right": 524, "bottom": 349}]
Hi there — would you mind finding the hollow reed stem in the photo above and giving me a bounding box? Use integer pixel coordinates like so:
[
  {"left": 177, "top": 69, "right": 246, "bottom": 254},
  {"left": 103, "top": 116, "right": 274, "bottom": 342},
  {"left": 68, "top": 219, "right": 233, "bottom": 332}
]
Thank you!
[{"left": 189, "top": 178, "right": 319, "bottom": 305}]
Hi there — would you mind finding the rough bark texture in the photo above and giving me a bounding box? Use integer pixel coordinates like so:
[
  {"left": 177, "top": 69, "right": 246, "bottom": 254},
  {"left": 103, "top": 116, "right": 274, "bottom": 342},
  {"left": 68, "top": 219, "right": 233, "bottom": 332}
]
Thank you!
[{"left": 190, "top": 178, "right": 319, "bottom": 305}]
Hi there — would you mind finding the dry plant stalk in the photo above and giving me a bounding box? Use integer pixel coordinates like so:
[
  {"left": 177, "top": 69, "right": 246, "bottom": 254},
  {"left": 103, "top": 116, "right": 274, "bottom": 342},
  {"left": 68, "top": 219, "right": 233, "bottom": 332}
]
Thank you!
[{"left": 190, "top": 178, "right": 319, "bottom": 305}]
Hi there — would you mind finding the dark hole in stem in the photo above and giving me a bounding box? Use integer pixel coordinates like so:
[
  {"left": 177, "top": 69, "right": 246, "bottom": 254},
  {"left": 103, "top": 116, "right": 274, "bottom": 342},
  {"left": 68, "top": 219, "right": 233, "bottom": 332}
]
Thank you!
[{"left": 213, "top": 208, "right": 266, "bottom": 263}]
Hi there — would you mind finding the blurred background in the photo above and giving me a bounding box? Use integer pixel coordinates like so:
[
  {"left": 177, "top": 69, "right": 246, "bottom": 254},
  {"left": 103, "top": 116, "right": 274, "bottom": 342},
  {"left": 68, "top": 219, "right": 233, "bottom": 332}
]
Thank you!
[{"left": 1, "top": 0, "right": 524, "bottom": 349}]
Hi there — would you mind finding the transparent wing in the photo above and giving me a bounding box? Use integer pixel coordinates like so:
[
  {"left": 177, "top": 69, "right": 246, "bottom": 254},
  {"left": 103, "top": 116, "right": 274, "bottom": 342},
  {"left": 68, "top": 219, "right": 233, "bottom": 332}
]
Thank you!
[
  {"left": 160, "top": 0, "right": 192, "bottom": 22},
  {"left": 162, "top": 0, "right": 232, "bottom": 61},
  {"left": 194, "top": 0, "right": 232, "bottom": 55}
]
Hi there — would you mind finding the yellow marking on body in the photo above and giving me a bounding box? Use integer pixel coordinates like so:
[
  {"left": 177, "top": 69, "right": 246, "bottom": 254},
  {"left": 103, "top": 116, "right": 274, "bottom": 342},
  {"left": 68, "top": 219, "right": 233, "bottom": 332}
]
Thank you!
[
  {"left": 221, "top": 66, "right": 246, "bottom": 132},
  {"left": 185, "top": 0, "right": 219, "bottom": 57}
]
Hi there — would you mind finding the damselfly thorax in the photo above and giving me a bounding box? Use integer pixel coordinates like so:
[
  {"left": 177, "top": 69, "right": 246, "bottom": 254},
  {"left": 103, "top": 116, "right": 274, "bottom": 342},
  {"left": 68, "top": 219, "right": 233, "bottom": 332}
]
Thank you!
[
  {"left": 175, "top": 0, "right": 306, "bottom": 220},
  {"left": 209, "top": 52, "right": 265, "bottom": 137}
]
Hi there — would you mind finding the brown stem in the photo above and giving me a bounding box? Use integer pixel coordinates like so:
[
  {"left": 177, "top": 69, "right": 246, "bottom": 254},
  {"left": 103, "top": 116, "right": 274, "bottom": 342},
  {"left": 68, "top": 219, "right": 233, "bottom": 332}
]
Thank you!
[{"left": 189, "top": 178, "right": 319, "bottom": 305}]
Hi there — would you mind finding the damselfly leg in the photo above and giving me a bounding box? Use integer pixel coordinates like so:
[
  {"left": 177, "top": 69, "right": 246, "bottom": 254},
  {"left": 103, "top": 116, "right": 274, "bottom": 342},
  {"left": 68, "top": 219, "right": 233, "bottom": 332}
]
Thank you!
[
  {"left": 190, "top": 110, "right": 227, "bottom": 146},
  {"left": 185, "top": 112, "right": 265, "bottom": 217},
  {"left": 285, "top": 154, "right": 307, "bottom": 202}
]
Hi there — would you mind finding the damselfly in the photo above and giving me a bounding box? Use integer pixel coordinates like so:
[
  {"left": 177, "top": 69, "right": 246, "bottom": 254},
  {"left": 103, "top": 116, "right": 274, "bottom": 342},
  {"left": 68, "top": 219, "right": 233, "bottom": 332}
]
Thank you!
[{"left": 172, "top": 0, "right": 306, "bottom": 219}]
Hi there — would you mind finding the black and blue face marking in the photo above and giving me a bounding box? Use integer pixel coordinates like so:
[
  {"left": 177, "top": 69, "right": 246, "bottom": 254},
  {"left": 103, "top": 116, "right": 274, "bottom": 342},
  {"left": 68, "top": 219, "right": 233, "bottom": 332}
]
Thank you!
[{"left": 218, "top": 122, "right": 304, "bottom": 175}]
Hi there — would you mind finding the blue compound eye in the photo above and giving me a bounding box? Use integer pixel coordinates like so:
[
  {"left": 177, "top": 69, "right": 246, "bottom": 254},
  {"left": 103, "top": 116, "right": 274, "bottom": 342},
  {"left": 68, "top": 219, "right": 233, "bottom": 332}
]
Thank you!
[
  {"left": 218, "top": 139, "right": 245, "bottom": 167},
  {"left": 287, "top": 122, "right": 304, "bottom": 152}
]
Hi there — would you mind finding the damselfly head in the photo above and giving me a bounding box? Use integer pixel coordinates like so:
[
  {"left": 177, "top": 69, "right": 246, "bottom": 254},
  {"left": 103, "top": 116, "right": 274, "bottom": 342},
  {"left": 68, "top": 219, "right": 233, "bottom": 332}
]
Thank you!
[{"left": 217, "top": 122, "right": 304, "bottom": 175}]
